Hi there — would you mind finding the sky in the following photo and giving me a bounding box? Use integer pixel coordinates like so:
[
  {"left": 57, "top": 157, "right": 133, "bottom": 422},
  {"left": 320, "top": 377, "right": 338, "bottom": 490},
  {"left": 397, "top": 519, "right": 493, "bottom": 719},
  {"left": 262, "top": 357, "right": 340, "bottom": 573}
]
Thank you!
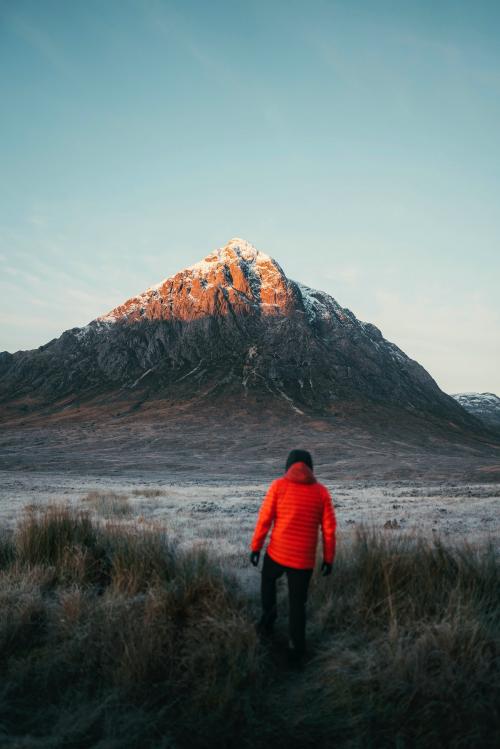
[{"left": 1, "top": 0, "right": 499, "bottom": 395}]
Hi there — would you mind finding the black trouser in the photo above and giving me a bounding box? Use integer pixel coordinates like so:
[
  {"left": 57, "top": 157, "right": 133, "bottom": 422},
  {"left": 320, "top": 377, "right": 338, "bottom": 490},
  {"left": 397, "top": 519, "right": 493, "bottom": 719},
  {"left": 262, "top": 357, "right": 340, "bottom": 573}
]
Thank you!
[{"left": 259, "top": 551, "right": 313, "bottom": 655}]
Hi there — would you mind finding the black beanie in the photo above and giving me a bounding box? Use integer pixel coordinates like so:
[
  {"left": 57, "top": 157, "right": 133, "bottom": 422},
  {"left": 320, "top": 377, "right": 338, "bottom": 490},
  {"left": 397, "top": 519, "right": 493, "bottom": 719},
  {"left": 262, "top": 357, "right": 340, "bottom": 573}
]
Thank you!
[{"left": 285, "top": 449, "right": 313, "bottom": 471}]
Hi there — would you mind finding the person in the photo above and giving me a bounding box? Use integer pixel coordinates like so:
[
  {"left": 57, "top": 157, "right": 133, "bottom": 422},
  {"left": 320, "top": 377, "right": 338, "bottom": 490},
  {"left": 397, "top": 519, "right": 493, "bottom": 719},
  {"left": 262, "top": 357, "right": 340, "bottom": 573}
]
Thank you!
[{"left": 249, "top": 449, "right": 336, "bottom": 667}]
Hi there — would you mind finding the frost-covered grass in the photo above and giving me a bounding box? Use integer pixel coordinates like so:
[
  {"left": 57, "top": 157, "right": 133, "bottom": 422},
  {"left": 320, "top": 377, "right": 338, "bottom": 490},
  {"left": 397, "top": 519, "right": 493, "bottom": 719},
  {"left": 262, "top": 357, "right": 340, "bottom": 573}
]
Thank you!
[
  {"left": 0, "top": 504, "right": 498, "bottom": 748},
  {"left": 83, "top": 489, "right": 132, "bottom": 518},
  {"left": 131, "top": 487, "right": 169, "bottom": 498},
  {"left": 1, "top": 475, "right": 499, "bottom": 549}
]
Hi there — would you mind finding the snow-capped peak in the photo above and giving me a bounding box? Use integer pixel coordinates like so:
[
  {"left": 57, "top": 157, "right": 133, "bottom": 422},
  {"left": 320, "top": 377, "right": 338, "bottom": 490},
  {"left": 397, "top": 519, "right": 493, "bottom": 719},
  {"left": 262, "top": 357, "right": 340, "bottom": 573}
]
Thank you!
[
  {"left": 451, "top": 392, "right": 500, "bottom": 431},
  {"left": 96, "top": 238, "right": 294, "bottom": 323},
  {"left": 185, "top": 237, "right": 274, "bottom": 274}
]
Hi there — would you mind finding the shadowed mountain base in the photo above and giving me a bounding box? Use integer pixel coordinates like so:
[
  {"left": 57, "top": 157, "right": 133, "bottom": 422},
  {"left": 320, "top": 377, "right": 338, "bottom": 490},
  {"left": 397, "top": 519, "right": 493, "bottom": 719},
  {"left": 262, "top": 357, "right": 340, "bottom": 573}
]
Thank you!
[{"left": 1, "top": 392, "right": 499, "bottom": 482}]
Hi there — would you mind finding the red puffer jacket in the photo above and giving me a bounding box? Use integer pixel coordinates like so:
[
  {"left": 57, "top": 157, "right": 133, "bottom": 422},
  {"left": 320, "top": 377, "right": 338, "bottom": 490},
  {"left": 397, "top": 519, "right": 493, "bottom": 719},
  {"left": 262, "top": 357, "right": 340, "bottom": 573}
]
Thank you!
[{"left": 250, "top": 462, "right": 336, "bottom": 570}]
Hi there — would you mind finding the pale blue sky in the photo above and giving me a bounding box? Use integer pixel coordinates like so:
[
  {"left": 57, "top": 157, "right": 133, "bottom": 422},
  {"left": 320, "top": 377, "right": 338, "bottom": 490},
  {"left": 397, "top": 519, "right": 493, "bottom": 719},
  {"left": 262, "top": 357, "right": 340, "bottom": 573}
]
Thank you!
[{"left": 1, "top": 0, "right": 499, "bottom": 394}]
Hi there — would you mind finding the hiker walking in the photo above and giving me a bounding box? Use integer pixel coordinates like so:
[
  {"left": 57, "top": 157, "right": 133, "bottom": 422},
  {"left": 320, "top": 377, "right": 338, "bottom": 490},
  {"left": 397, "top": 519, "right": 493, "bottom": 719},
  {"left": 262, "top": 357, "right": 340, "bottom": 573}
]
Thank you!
[{"left": 249, "top": 449, "right": 336, "bottom": 666}]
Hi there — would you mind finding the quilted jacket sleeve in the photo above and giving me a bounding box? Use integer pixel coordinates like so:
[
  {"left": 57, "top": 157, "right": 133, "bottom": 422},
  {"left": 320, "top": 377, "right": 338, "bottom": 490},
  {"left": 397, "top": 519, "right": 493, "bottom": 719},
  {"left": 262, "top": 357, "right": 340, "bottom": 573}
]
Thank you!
[
  {"left": 321, "top": 486, "right": 337, "bottom": 564},
  {"left": 250, "top": 480, "right": 279, "bottom": 552}
]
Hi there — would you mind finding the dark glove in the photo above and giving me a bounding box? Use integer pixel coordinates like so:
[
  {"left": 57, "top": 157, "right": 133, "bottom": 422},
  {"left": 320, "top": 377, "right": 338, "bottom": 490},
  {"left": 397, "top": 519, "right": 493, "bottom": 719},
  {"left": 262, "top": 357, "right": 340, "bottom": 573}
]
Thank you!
[
  {"left": 250, "top": 550, "right": 260, "bottom": 567},
  {"left": 321, "top": 561, "right": 332, "bottom": 577}
]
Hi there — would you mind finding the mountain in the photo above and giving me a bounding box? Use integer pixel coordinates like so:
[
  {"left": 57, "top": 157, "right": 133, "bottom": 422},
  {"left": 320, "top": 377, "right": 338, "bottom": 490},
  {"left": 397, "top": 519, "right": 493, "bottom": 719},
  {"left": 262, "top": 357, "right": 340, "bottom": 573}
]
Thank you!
[
  {"left": 2, "top": 237, "right": 499, "bottom": 481},
  {"left": 0, "top": 237, "right": 474, "bottom": 426},
  {"left": 452, "top": 392, "right": 500, "bottom": 432},
  {"left": 0, "top": 237, "right": 479, "bottom": 425}
]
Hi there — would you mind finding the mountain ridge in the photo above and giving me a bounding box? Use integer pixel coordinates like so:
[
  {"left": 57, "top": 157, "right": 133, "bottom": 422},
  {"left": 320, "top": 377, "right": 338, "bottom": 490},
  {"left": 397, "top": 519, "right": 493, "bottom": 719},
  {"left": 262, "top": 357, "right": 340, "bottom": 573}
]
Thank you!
[{"left": 452, "top": 392, "right": 500, "bottom": 433}]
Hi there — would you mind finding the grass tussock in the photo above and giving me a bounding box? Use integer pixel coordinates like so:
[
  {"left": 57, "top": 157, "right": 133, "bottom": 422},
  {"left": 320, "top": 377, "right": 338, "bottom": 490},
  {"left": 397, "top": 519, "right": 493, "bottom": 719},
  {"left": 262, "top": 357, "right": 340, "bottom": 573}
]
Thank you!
[
  {"left": 83, "top": 490, "right": 132, "bottom": 517},
  {"left": 0, "top": 504, "right": 263, "bottom": 748},
  {"left": 131, "top": 487, "right": 168, "bottom": 498},
  {"left": 0, "top": 509, "right": 498, "bottom": 748},
  {"left": 277, "top": 526, "right": 500, "bottom": 749}
]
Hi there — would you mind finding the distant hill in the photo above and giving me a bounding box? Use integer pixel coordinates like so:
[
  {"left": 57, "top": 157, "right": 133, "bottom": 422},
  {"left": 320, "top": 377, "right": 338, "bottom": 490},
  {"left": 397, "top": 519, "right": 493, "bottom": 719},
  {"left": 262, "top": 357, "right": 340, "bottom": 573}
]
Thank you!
[{"left": 452, "top": 392, "right": 500, "bottom": 433}]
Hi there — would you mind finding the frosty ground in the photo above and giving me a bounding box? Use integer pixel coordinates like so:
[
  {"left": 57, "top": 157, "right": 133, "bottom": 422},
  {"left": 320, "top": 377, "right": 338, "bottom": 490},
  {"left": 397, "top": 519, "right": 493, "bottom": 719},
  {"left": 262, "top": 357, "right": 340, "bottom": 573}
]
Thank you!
[{"left": 1, "top": 472, "right": 498, "bottom": 596}]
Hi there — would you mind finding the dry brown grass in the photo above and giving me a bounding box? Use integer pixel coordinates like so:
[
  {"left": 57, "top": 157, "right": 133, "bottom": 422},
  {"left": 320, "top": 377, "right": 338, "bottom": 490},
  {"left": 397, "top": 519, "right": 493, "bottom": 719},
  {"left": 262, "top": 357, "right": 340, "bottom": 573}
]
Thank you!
[
  {"left": 131, "top": 487, "right": 168, "bottom": 498},
  {"left": 83, "top": 489, "right": 132, "bottom": 517},
  {"left": 0, "top": 504, "right": 265, "bottom": 747},
  {"left": 267, "top": 526, "right": 500, "bottom": 748},
  {"left": 0, "top": 508, "right": 498, "bottom": 748}
]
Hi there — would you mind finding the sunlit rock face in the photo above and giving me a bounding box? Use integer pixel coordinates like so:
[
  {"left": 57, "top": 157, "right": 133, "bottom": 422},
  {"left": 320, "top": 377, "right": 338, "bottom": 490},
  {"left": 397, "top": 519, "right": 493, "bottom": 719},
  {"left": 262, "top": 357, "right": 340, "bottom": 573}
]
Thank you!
[
  {"left": 98, "top": 238, "right": 299, "bottom": 323},
  {"left": 0, "top": 238, "right": 478, "bottom": 429}
]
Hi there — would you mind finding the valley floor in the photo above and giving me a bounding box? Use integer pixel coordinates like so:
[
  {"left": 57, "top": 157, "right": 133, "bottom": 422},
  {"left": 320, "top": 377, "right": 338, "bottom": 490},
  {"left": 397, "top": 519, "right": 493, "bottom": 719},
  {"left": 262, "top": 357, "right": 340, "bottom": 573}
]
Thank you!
[{"left": 1, "top": 472, "right": 498, "bottom": 596}]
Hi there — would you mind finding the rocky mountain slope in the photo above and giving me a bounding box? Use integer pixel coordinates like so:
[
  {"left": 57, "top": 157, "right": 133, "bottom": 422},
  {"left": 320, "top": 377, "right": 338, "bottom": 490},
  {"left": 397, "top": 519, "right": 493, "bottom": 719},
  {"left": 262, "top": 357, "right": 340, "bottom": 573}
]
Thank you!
[
  {"left": 452, "top": 392, "right": 500, "bottom": 432},
  {"left": 0, "top": 238, "right": 482, "bottom": 430}
]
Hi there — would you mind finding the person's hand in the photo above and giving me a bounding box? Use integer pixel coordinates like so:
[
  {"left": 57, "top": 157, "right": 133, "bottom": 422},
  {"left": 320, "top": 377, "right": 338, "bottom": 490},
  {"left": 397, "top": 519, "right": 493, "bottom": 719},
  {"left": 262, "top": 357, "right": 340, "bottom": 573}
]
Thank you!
[
  {"left": 250, "top": 550, "right": 260, "bottom": 566},
  {"left": 321, "top": 561, "right": 332, "bottom": 577}
]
